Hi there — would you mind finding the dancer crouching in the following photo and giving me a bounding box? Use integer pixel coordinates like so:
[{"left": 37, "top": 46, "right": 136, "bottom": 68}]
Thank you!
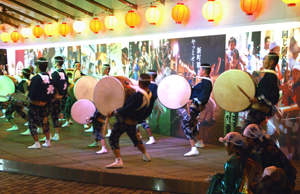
[{"left": 105, "top": 74, "right": 152, "bottom": 168}]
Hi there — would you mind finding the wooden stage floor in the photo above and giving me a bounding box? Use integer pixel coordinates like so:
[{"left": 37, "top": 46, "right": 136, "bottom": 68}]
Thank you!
[{"left": 1, "top": 114, "right": 300, "bottom": 193}]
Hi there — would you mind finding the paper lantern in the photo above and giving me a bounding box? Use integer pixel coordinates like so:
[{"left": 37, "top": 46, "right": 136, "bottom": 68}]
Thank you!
[
  {"left": 89, "top": 18, "right": 103, "bottom": 34},
  {"left": 125, "top": 11, "right": 140, "bottom": 28},
  {"left": 240, "top": 0, "right": 260, "bottom": 15},
  {"left": 202, "top": 0, "right": 222, "bottom": 22},
  {"left": 73, "top": 19, "right": 86, "bottom": 34},
  {"left": 172, "top": 3, "right": 188, "bottom": 24},
  {"left": 10, "top": 31, "right": 20, "bottom": 43},
  {"left": 282, "top": 0, "right": 300, "bottom": 6},
  {"left": 44, "top": 23, "right": 55, "bottom": 37},
  {"left": 105, "top": 15, "right": 118, "bottom": 30},
  {"left": 32, "top": 25, "right": 43, "bottom": 38},
  {"left": 58, "top": 23, "right": 70, "bottom": 37},
  {"left": 1, "top": 32, "right": 10, "bottom": 43},
  {"left": 146, "top": 6, "right": 161, "bottom": 25},
  {"left": 21, "top": 27, "right": 31, "bottom": 39}
]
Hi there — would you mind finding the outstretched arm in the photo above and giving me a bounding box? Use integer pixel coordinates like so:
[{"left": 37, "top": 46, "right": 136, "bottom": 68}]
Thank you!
[
  {"left": 216, "top": 57, "right": 221, "bottom": 74},
  {"left": 156, "top": 55, "right": 161, "bottom": 74}
]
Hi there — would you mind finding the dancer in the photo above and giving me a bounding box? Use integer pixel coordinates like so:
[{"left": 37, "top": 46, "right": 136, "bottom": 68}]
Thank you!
[
  {"left": 136, "top": 70, "right": 157, "bottom": 144},
  {"left": 62, "top": 61, "right": 83, "bottom": 127},
  {"left": 182, "top": 63, "right": 212, "bottom": 156},
  {"left": 40, "top": 56, "right": 68, "bottom": 141},
  {"left": 86, "top": 109, "right": 108, "bottom": 154},
  {"left": 27, "top": 57, "right": 54, "bottom": 148},
  {"left": 20, "top": 65, "right": 43, "bottom": 135},
  {"left": 105, "top": 74, "right": 152, "bottom": 168},
  {"left": 242, "top": 53, "right": 280, "bottom": 132},
  {"left": 5, "top": 68, "right": 30, "bottom": 131},
  {"left": 85, "top": 64, "right": 111, "bottom": 133}
]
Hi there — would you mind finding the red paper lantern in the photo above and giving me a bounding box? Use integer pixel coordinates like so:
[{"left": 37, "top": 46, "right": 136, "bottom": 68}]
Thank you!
[
  {"left": 90, "top": 18, "right": 103, "bottom": 34},
  {"left": 10, "top": 31, "right": 20, "bottom": 42},
  {"left": 125, "top": 11, "right": 139, "bottom": 28},
  {"left": 282, "top": 0, "right": 300, "bottom": 6},
  {"left": 172, "top": 3, "right": 188, "bottom": 24},
  {"left": 58, "top": 23, "right": 70, "bottom": 37},
  {"left": 32, "top": 25, "right": 44, "bottom": 38},
  {"left": 240, "top": 0, "right": 260, "bottom": 15}
]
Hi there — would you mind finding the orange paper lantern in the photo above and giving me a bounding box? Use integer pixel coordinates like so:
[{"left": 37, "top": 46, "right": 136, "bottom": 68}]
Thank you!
[
  {"left": 89, "top": 18, "right": 103, "bottom": 34},
  {"left": 172, "top": 3, "right": 188, "bottom": 24},
  {"left": 240, "top": 0, "right": 260, "bottom": 15},
  {"left": 32, "top": 25, "right": 44, "bottom": 38},
  {"left": 282, "top": 0, "right": 300, "bottom": 6},
  {"left": 21, "top": 27, "right": 31, "bottom": 39},
  {"left": 1, "top": 32, "right": 10, "bottom": 43},
  {"left": 44, "top": 23, "right": 55, "bottom": 37},
  {"left": 105, "top": 15, "right": 118, "bottom": 30},
  {"left": 145, "top": 6, "right": 161, "bottom": 25},
  {"left": 58, "top": 23, "right": 70, "bottom": 37},
  {"left": 125, "top": 11, "right": 140, "bottom": 28},
  {"left": 10, "top": 31, "right": 20, "bottom": 43},
  {"left": 202, "top": 0, "right": 222, "bottom": 22}
]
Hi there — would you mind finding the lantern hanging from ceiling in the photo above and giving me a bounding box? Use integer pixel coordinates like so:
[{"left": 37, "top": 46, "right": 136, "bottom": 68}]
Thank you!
[
  {"left": 90, "top": 18, "right": 103, "bottom": 34},
  {"left": 21, "top": 27, "right": 31, "bottom": 39},
  {"left": 44, "top": 23, "right": 55, "bottom": 37},
  {"left": 32, "top": 25, "right": 44, "bottom": 38},
  {"left": 202, "top": 0, "right": 222, "bottom": 22},
  {"left": 172, "top": 3, "right": 188, "bottom": 24},
  {"left": 73, "top": 19, "right": 86, "bottom": 34},
  {"left": 282, "top": 0, "right": 300, "bottom": 6},
  {"left": 146, "top": 6, "right": 161, "bottom": 25},
  {"left": 58, "top": 23, "right": 70, "bottom": 37},
  {"left": 10, "top": 31, "right": 20, "bottom": 43},
  {"left": 105, "top": 15, "right": 118, "bottom": 30},
  {"left": 240, "top": 0, "right": 260, "bottom": 15},
  {"left": 1, "top": 32, "right": 10, "bottom": 43},
  {"left": 125, "top": 11, "right": 140, "bottom": 28}
]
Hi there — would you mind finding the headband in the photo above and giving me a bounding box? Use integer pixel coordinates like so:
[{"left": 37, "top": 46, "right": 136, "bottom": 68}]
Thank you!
[
  {"left": 200, "top": 66, "right": 211, "bottom": 68},
  {"left": 37, "top": 59, "right": 48, "bottom": 62},
  {"left": 22, "top": 69, "right": 30, "bottom": 74},
  {"left": 55, "top": 59, "right": 64, "bottom": 61},
  {"left": 148, "top": 71, "right": 157, "bottom": 75},
  {"left": 139, "top": 77, "right": 151, "bottom": 81}
]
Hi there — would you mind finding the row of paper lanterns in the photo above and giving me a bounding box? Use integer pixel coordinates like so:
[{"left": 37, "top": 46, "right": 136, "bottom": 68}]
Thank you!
[{"left": 1, "top": 0, "right": 299, "bottom": 43}]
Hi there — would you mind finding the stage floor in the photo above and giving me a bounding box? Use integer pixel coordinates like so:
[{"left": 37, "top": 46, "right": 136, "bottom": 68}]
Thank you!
[{"left": 1, "top": 114, "right": 300, "bottom": 193}]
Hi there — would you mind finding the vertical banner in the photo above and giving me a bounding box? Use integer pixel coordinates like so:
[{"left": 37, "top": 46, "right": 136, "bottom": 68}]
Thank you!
[{"left": 15, "top": 50, "right": 24, "bottom": 75}]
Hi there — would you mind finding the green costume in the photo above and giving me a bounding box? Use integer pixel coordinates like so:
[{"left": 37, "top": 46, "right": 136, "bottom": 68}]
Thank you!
[{"left": 207, "top": 155, "right": 247, "bottom": 194}]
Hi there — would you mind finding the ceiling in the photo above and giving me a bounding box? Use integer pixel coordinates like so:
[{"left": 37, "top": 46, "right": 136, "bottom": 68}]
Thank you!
[{"left": 0, "top": 0, "right": 168, "bottom": 28}]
